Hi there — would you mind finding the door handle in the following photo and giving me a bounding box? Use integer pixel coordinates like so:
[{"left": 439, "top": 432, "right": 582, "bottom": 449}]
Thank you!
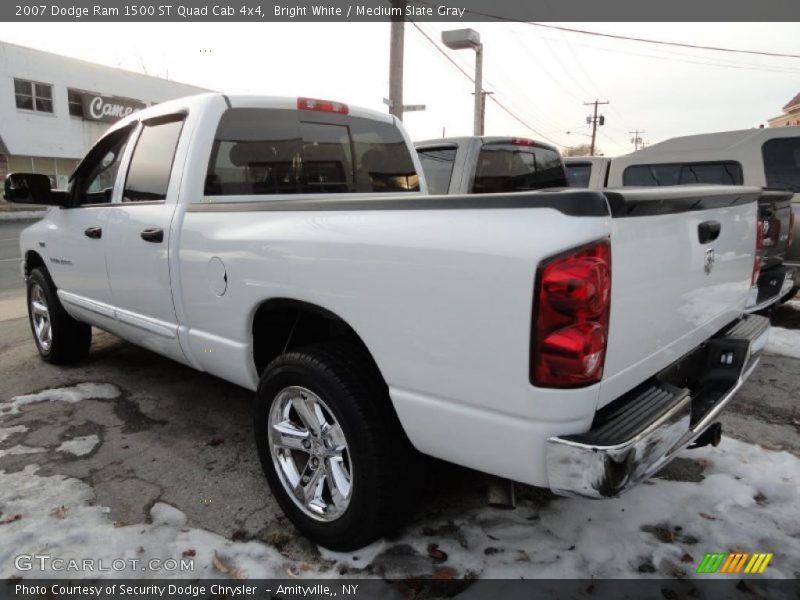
[
  {"left": 84, "top": 227, "right": 102, "bottom": 239},
  {"left": 698, "top": 221, "right": 721, "bottom": 244},
  {"left": 140, "top": 228, "right": 164, "bottom": 243}
]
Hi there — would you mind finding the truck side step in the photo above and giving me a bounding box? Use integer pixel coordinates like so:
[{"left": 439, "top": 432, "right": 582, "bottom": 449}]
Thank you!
[{"left": 564, "top": 383, "right": 690, "bottom": 447}]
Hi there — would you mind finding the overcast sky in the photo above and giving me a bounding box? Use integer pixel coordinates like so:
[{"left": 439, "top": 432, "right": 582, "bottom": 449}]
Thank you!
[{"left": 1, "top": 22, "right": 798, "bottom": 155}]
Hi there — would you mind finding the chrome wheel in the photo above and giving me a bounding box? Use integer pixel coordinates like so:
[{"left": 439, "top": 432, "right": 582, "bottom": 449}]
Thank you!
[
  {"left": 268, "top": 386, "right": 353, "bottom": 522},
  {"left": 29, "top": 283, "right": 52, "bottom": 352}
]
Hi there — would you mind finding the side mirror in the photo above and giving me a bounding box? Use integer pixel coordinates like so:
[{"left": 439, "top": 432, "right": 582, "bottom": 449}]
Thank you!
[{"left": 3, "top": 173, "right": 68, "bottom": 206}]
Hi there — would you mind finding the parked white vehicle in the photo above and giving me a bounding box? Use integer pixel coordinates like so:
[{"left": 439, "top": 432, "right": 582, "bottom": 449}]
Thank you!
[
  {"left": 564, "top": 156, "right": 613, "bottom": 190},
  {"left": 6, "top": 93, "right": 769, "bottom": 550},
  {"left": 607, "top": 128, "right": 799, "bottom": 299}
]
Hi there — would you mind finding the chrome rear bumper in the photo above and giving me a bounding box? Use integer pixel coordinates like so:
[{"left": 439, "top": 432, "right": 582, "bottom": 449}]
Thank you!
[{"left": 546, "top": 314, "right": 769, "bottom": 498}]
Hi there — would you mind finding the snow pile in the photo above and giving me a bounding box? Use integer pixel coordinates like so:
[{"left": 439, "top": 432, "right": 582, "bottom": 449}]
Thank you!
[
  {"left": 56, "top": 435, "right": 100, "bottom": 457},
  {"left": 0, "top": 425, "right": 27, "bottom": 444},
  {"left": 766, "top": 327, "right": 800, "bottom": 359},
  {"left": 0, "top": 383, "right": 120, "bottom": 416},
  {"left": 0, "top": 466, "right": 299, "bottom": 579},
  {"left": 325, "top": 437, "right": 800, "bottom": 580}
]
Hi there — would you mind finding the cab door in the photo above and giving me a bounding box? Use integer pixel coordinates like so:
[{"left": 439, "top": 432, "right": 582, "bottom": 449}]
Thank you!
[
  {"left": 45, "top": 125, "right": 135, "bottom": 329},
  {"left": 103, "top": 114, "right": 186, "bottom": 362}
]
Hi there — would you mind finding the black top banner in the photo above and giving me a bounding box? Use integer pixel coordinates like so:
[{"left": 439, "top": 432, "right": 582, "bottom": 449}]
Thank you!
[{"left": 3, "top": 0, "right": 800, "bottom": 22}]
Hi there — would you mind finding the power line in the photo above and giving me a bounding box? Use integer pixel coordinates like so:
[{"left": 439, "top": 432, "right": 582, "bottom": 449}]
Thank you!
[
  {"left": 409, "top": 21, "right": 567, "bottom": 147},
  {"left": 524, "top": 22, "right": 800, "bottom": 61},
  {"left": 413, "top": 3, "right": 800, "bottom": 60}
]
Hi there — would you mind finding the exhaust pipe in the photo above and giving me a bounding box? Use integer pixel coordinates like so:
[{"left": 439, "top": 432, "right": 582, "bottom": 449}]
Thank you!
[{"left": 690, "top": 422, "right": 722, "bottom": 449}]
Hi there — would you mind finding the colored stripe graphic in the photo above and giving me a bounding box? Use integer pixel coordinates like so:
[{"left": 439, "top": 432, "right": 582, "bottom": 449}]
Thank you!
[
  {"left": 698, "top": 552, "right": 773, "bottom": 574},
  {"left": 744, "top": 553, "right": 773, "bottom": 574},
  {"left": 697, "top": 553, "right": 726, "bottom": 573}
]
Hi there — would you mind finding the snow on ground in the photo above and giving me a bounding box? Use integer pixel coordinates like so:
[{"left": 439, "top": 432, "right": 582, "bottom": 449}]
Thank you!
[
  {"left": 0, "top": 382, "right": 120, "bottom": 416},
  {"left": 1, "top": 383, "right": 798, "bottom": 581},
  {"left": 766, "top": 327, "right": 800, "bottom": 359},
  {"left": 1, "top": 435, "right": 798, "bottom": 580},
  {"left": 0, "top": 425, "right": 27, "bottom": 444},
  {"left": 56, "top": 435, "right": 100, "bottom": 457}
]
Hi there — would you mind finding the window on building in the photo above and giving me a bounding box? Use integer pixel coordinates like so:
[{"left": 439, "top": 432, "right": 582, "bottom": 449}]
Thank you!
[
  {"left": 123, "top": 116, "right": 185, "bottom": 202},
  {"left": 417, "top": 146, "right": 457, "bottom": 195},
  {"left": 204, "top": 108, "right": 420, "bottom": 196},
  {"left": 14, "top": 78, "right": 53, "bottom": 113},
  {"left": 472, "top": 142, "right": 567, "bottom": 193},
  {"left": 762, "top": 137, "right": 800, "bottom": 193},
  {"left": 67, "top": 89, "right": 85, "bottom": 117},
  {"left": 622, "top": 162, "right": 743, "bottom": 187}
]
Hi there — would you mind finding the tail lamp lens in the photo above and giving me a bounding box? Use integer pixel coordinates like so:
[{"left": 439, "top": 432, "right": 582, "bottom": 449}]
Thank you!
[
  {"left": 531, "top": 239, "right": 611, "bottom": 388},
  {"left": 753, "top": 217, "right": 764, "bottom": 287},
  {"left": 788, "top": 209, "right": 795, "bottom": 250}
]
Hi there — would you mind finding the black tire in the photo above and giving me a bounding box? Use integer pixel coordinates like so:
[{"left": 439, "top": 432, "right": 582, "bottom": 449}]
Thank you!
[
  {"left": 254, "top": 342, "right": 418, "bottom": 550},
  {"left": 26, "top": 267, "right": 91, "bottom": 364}
]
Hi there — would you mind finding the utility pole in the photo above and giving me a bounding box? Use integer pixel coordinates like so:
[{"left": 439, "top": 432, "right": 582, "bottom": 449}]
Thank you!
[
  {"left": 388, "top": 0, "right": 405, "bottom": 120},
  {"left": 477, "top": 91, "right": 493, "bottom": 135},
  {"left": 584, "top": 99, "right": 609, "bottom": 156},
  {"left": 629, "top": 129, "right": 646, "bottom": 151}
]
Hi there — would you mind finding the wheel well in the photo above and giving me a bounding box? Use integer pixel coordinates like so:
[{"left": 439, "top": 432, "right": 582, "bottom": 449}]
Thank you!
[
  {"left": 252, "top": 299, "right": 380, "bottom": 378},
  {"left": 24, "top": 251, "right": 46, "bottom": 278}
]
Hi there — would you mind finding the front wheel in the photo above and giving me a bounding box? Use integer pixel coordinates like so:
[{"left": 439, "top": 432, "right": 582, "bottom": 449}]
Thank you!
[
  {"left": 27, "top": 267, "right": 91, "bottom": 364},
  {"left": 254, "top": 343, "right": 417, "bottom": 550}
]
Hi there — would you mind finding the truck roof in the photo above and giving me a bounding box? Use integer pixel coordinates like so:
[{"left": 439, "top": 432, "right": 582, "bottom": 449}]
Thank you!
[
  {"left": 627, "top": 126, "right": 800, "bottom": 157},
  {"left": 415, "top": 136, "right": 559, "bottom": 154}
]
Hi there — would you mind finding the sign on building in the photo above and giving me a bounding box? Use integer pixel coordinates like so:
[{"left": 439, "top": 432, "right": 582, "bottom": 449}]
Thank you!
[{"left": 81, "top": 94, "right": 146, "bottom": 123}]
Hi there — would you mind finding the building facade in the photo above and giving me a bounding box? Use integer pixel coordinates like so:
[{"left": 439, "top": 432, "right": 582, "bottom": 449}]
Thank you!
[
  {"left": 0, "top": 41, "right": 209, "bottom": 189},
  {"left": 768, "top": 91, "right": 800, "bottom": 128}
]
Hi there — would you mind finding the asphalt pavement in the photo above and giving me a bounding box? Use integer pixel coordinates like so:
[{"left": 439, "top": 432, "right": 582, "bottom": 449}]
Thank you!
[{"left": 0, "top": 220, "right": 29, "bottom": 298}]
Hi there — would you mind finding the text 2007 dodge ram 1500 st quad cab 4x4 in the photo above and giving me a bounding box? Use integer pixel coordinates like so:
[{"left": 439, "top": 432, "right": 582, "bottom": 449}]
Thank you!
[{"left": 6, "top": 94, "right": 768, "bottom": 550}]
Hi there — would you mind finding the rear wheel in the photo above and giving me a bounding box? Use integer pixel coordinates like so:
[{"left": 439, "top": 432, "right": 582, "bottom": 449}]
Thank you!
[
  {"left": 27, "top": 268, "right": 91, "bottom": 364},
  {"left": 254, "top": 343, "right": 417, "bottom": 550}
]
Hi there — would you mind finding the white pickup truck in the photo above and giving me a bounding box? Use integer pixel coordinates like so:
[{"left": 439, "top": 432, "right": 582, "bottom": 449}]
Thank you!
[{"left": 6, "top": 93, "right": 769, "bottom": 551}]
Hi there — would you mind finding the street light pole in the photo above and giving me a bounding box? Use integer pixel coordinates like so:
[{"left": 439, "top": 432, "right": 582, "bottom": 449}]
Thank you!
[
  {"left": 442, "top": 28, "right": 483, "bottom": 136},
  {"left": 388, "top": 0, "right": 405, "bottom": 120},
  {"left": 473, "top": 43, "right": 483, "bottom": 135}
]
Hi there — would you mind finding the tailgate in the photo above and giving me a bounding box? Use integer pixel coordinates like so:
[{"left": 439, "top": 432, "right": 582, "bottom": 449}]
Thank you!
[
  {"left": 597, "top": 185, "right": 761, "bottom": 407},
  {"left": 758, "top": 189, "right": 794, "bottom": 269}
]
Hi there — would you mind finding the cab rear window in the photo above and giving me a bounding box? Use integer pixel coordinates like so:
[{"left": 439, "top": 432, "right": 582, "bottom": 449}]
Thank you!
[
  {"left": 205, "top": 108, "right": 419, "bottom": 196},
  {"left": 471, "top": 142, "right": 566, "bottom": 193},
  {"left": 566, "top": 162, "right": 592, "bottom": 188},
  {"left": 623, "top": 162, "right": 743, "bottom": 186},
  {"left": 762, "top": 137, "right": 800, "bottom": 192}
]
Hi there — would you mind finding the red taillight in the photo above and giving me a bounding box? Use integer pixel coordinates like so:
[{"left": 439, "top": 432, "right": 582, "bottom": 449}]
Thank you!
[
  {"left": 511, "top": 137, "right": 537, "bottom": 147},
  {"left": 297, "top": 97, "right": 348, "bottom": 115},
  {"left": 531, "top": 239, "right": 611, "bottom": 388},
  {"left": 753, "top": 218, "right": 764, "bottom": 287},
  {"left": 762, "top": 218, "right": 781, "bottom": 248},
  {"left": 788, "top": 209, "right": 796, "bottom": 250}
]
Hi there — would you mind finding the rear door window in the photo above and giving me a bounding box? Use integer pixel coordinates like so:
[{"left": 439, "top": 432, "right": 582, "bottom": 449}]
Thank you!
[
  {"left": 623, "top": 162, "right": 743, "bottom": 186},
  {"left": 565, "top": 162, "right": 592, "bottom": 187},
  {"left": 471, "top": 142, "right": 567, "bottom": 193},
  {"left": 762, "top": 137, "right": 800, "bottom": 192},
  {"left": 417, "top": 146, "right": 457, "bottom": 195},
  {"left": 205, "top": 108, "right": 420, "bottom": 196},
  {"left": 123, "top": 116, "right": 185, "bottom": 202}
]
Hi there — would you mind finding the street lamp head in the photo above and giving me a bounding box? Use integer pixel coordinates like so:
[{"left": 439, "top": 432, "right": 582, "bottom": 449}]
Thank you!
[{"left": 442, "top": 28, "right": 481, "bottom": 50}]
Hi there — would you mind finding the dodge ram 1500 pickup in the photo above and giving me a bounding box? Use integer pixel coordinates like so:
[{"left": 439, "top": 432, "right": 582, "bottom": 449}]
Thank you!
[{"left": 6, "top": 94, "right": 769, "bottom": 550}]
